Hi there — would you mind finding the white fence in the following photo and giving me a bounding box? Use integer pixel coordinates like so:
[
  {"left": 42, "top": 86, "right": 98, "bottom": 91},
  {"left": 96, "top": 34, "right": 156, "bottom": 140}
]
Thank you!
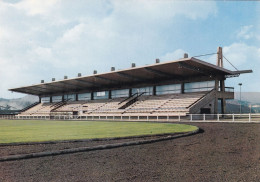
[{"left": 0, "top": 114, "right": 260, "bottom": 122}]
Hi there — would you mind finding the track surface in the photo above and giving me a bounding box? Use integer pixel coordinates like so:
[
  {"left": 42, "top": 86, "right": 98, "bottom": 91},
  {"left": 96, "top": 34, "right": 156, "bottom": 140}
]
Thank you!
[{"left": 0, "top": 122, "right": 260, "bottom": 182}]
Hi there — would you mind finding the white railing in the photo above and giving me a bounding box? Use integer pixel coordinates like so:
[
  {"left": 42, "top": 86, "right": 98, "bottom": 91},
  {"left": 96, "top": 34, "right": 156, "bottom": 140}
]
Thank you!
[
  {"left": 187, "top": 113, "right": 260, "bottom": 122},
  {"left": 1, "top": 113, "right": 260, "bottom": 122}
]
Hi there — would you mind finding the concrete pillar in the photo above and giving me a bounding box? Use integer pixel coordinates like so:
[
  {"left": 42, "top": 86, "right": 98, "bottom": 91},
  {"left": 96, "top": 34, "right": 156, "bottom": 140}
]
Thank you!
[
  {"left": 181, "top": 83, "right": 185, "bottom": 93},
  {"left": 108, "top": 90, "right": 112, "bottom": 99},
  {"left": 153, "top": 86, "right": 156, "bottom": 96},
  {"left": 220, "top": 98, "right": 226, "bottom": 114},
  {"left": 220, "top": 79, "right": 225, "bottom": 91},
  {"left": 214, "top": 80, "right": 219, "bottom": 114},
  {"left": 220, "top": 80, "right": 226, "bottom": 114},
  {"left": 129, "top": 88, "right": 132, "bottom": 97},
  {"left": 216, "top": 47, "right": 223, "bottom": 68},
  {"left": 91, "top": 92, "right": 94, "bottom": 100},
  {"left": 50, "top": 96, "right": 53, "bottom": 103}
]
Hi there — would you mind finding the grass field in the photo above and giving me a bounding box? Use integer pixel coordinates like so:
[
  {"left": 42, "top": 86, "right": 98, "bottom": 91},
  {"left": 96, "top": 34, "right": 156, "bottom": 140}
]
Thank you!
[{"left": 0, "top": 120, "right": 198, "bottom": 144}]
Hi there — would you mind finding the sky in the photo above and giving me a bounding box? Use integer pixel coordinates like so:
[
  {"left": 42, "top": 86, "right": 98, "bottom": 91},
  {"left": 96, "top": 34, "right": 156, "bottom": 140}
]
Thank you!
[{"left": 0, "top": 0, "right": 259, "bottom": 99}]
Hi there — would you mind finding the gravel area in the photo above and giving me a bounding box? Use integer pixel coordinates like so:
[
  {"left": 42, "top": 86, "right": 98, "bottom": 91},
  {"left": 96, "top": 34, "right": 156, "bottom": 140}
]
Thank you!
[{"left": 0, "top": 122, "right": 259, "bottom": 182}]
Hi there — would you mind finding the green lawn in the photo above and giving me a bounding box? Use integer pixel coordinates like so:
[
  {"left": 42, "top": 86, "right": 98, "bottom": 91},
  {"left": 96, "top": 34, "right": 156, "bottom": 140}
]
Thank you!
[{"left": 0, "top": 120, "right": 198, "bottom": 144}]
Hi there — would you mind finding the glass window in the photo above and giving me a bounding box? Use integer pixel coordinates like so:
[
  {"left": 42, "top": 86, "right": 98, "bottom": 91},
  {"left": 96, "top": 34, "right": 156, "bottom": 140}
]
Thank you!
[
  {"left": 132, "top": 87, "right": 153, "bottom": 96},
  {"left": 52, "top": 95, "right": 62, "bottom": 102},
  {"left": 156, "top": 84, "right": 181, "bottom": 95},
  {"left": 94, "top": 91, "right": 109, "bottom": 100},
  {"left": 111, "top": 89, "right": 129, "bottom": 98},
  {"left": 64, "top": 94, "right": 76, "bottom": 101},
  {"left": 78, "top": 93, "right": 91, "bottom": 101},
  {"left": 184, "top": 81, "right": 215, "bottom": 93},
  {"left": 41, "top": 97, "right": 50, "bottom": 103}
]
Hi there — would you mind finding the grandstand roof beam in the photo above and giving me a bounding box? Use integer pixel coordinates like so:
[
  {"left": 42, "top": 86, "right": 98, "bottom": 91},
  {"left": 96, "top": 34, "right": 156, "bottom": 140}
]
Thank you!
[
  {"left": 45, "top": 82, "right": 89, "bottom": 93},
  {"left": 13, "top": 88, "right": 42, "bottom": 95},
  {"left": 72, "top": 79, "right": 98, "bottom": 87},
  {"left": 178, "top": 62, "right": 215, "bottom": 78},
  {"left": 144, "top": 67, "right": 183, "bottom": 81},
  {"left": 116, "top": 72, "right": 144, "bottom": 82},
  {"left": 59, "top": 81, "right": 86, "bottom": 89},
  {"left": 27, "top": 86, "right": 49, "bottom": 92},
  {"left": 44, "top": 83, "right": 66, "bottom": 90},
  {"left": 95, "top": 76, "right": 119, "bottom": 84},
  {"left": 30, "top": 85, "right": 75, "bottom": 96}
]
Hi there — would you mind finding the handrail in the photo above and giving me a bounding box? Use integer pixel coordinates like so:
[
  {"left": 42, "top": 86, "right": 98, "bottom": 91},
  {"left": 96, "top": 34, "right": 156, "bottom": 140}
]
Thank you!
[
  {"left": 188, "top": 89, "right": 215, "bottom": 109},
  {"left": 217, "top": 86, "right": 234, "bottom": 92},
  {"left": 119, "top": 92, "right": 146, "bottom": 110},
  {"left": 20, "top": 102, "right": 40, "bottom": 112},
  {"left": 184, "top": 86, "right": 214, "bottom": 92},
  {"left": 118, "top": 93, "right": 137, "bottom": 105}
]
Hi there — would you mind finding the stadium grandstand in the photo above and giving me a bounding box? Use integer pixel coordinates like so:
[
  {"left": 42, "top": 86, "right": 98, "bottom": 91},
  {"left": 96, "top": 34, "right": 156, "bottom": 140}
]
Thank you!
[{"left": 9, "top": 47, "right": 252, "bottom": 120}]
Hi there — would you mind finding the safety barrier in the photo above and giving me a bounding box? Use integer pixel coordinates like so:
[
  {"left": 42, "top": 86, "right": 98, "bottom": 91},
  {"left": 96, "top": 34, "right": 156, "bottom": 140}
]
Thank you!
[{"left": 1, "top": 113, "right": 260, "bottom": 122}]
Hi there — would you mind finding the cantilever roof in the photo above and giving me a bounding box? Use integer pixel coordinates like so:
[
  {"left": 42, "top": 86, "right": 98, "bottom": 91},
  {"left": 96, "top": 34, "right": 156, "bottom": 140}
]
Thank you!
[{"left": 9, "top": 57, "right": 252, "bottom": 96}]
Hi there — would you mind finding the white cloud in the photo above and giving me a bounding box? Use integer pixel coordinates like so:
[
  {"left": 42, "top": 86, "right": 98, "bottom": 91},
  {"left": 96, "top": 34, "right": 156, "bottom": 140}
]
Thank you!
[
  {"left": 223, "top": 43, "right": 260, "bottom": 68},
  {"left": 160, "top": 49, "right": 187, "bottom": 62},
  {"left": 0, "top": 1, "right": 218, "bottom": 98},
  {"left": 14, "top": 0, "right": 60, "bottom": 16},
  {"left": 59, "top": 23, "right": 87, "bottom": 43},
  {"left": 236, "top": 25, "right": 254, "bottom": 40},
  {"left": 112, "top": 0, "right": 217, "bottom": 21},
  {"left": 222, "top": 43, "right": 260, "bottom": 92},
  {"left": 206, "top": 43, "right": 260, "bottom": 71}
]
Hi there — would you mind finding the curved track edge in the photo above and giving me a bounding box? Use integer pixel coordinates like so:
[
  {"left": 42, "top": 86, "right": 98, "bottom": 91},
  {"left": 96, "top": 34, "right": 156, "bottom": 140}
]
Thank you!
[{"left": 0, "top": 127, "right": 200, "bottom": 162}]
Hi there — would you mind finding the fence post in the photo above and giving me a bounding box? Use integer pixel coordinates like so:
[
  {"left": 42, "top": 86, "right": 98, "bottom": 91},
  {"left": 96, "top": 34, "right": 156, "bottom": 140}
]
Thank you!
[
  {"left": 157, "top": 115, "right": 158, "bottom": 121},
  {"left": 178, "top": 114, "right": 181, "bottom": 122},
  {"left": 190, "top": 114, "right": 192, "bottom": 121},
  {"left": 217, "top": 114, "right": 219, "bottom": 121},
  {"left": 167, "top": 115, "right": 169, "bottom": 122},
  {"left": 147, "top": 115, "right": 148, "bottom": 121},
  {"left": 138, "top": 116, "right": 139, "bottom": 121},
  {"left": 203, "top": 114, "right": 205, "bottom": 121},
  {"left": 232, "top": 114, "right": 234, "bottom": 122},
  {"left": 249, "top": 113, "right": 251, "bottom": 122}
]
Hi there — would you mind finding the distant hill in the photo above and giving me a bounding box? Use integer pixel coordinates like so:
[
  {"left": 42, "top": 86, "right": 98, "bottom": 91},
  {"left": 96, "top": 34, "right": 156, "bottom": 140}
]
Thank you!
[
  {"left": 0, "top": 95, "right": 38, "bottom": 110},
  {"left": 226, "top": 92, "right": 260, "bottom": 114},
  {"left": 234, "top": 92, "right": 260, "bottom": 104}
]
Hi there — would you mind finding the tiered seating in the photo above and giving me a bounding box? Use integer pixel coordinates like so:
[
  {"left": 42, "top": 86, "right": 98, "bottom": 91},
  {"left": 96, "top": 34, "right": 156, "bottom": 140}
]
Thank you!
[
  {"left": 123, "top": 95, "right": 168, "bottom": 113},
  {"left": 19, "top": 102, "right": 57, "bottom": 116},
  {"left": 19, "top": 92, "right": 208, "bottom": 117},
  {"left": 19, "top": 103, "right": 42, "bottom": 115},
  {"left": 55, "top": 101, "right": 85, "bottom": 112},
  {"left": 49, "top": 97, "right": 129, "bottom": 115},
  {"left": 81, "top": 100, "right": 107, "bottom": 114},
  {"left": 89, "top": 97, "right": 128, "bottom": 115},
  {"left": 123, "top": 92, "right": 206, "bottom": 115},
  {"left": 152, "top": 93, "right": 205, "bottom": 114}
]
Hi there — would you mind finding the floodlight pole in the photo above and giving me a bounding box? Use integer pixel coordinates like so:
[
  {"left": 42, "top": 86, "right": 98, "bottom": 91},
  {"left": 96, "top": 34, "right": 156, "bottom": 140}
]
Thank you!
[{"left": 238, "top": 83, "right": 242, "bottom": 114}]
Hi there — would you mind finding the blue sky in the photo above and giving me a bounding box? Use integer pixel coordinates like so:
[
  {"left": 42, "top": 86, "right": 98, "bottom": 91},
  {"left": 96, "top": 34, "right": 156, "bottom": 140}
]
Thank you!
[{"left": 0, "top": 0, "right": 259, "bottom": 99}]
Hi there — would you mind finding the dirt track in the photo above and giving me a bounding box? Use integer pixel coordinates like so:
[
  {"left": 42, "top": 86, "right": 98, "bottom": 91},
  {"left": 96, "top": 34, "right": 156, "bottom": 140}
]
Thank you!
[{"left": 0, "top": 122, "right": 259, "bottom": 182}]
